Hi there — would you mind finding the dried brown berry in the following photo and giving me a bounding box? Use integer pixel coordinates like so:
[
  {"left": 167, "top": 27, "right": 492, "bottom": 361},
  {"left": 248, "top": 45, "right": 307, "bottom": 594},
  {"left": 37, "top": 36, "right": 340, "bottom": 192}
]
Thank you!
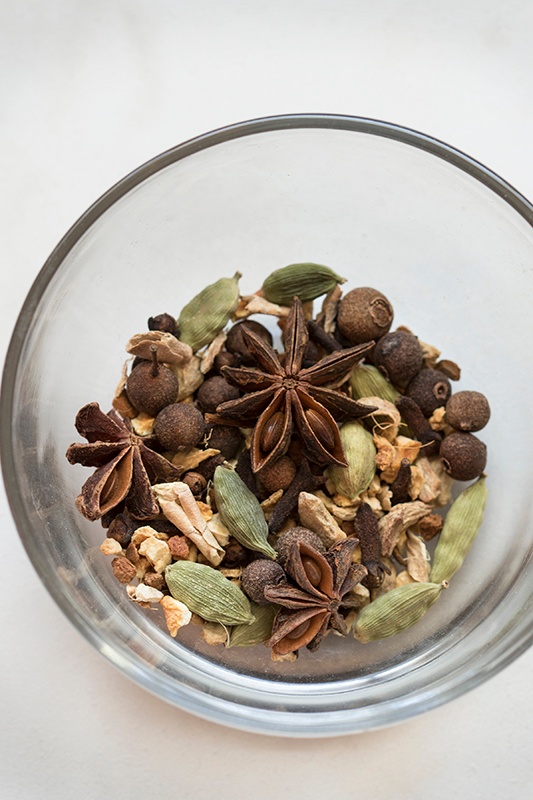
[
  {"left": 275, "top": 527, "right": 325, "bottom": 569},
  {"left": 148, "top": 313, "right": 176, "bottom": 334},
  {"left": 241, "top": 559, "right": 286, "bottom": 605},
  {"left": 197, "top": 375, "right": 240, "bottom": 413},
  {"left": 206, "top": 424, "right": 243, "bottom": 460},
  {"left": 337, "top": 287, "right": 394, "bottom": 344},
  {"left": 191, "top": 453, "right": 226, "bottom": 482},
  {"left": 445, "top": 390, "right": 491, "bottom": 432},
  {"left": 439, "top": 432, "right": 487, "bottom": 481},
  {"left": 406, "top": 368, "right": 451, "bottom": 417},
  {"left": 154, "top": 403, "right": 206, "bottom": 451},
  {"left": 373, "top": 330, "right": 423, "bottom": 387},
  {"left": 126, "top": 346, "right": 179, "bottom": 417},
  {"left": 225, "top": 320, "right": 273, "bottom": 365},
  {"left": 182, "top": 471, "right": 207, "bottom": 497},
  {"left": 259, "top": 455, "right": 297, "bottom": 494},
  {"left": 212, "top": 351, "right": 238, "bottom": 372}
]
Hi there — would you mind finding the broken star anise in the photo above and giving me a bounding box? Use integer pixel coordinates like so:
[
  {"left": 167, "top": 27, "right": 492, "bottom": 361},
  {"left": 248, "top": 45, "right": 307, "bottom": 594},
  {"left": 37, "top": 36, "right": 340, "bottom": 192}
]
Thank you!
[
  {"left": 264, "top": 538, "right": 368, "bottom": 655},
  {"left": 66, "top": 402, "right": 182, "bottom": 521},
  {"left": 216, "top": 298, "right": 374, "bottom": 472}
]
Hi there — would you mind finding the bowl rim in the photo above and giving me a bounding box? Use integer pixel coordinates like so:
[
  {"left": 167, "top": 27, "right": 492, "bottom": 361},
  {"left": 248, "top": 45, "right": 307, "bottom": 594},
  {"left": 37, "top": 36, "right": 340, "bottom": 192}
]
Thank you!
[{"left": 2, "top": 113, "right": 533, "bottom": 737}]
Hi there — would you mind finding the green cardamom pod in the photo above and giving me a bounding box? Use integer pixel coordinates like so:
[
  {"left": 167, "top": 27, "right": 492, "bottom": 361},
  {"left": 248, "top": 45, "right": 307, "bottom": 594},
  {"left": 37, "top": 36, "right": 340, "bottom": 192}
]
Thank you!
[
  {"left": 350, "top": 364, "right": 399, "bottom": 404},
  {"left": 165, "top": 561, "right": 253, "bottom": 626},
  {"left": 177, "top": 272, "right": 241, "bottom": 351},
  {"left": 227, "top": 602, "right": 276, "bottom": 647},
  {"left": 262, "top": 263, "right": 344, "bottom": 305},
  {"left": 327, "top": 421, "right": 376, "bottom": 500},
  {"left": 429, "top": 477, "right": 488, "bottom": 584},
  {"left": 213, "top": 465, "right": 277, "bottom": 559},
  {"left": 354, "top": 581, "right": 446, "bottom": 643}
]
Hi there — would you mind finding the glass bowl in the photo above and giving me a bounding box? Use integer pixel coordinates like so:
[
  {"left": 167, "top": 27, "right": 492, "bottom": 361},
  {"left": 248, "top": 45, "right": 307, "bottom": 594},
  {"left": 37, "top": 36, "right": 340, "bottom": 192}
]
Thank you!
[{"left": 2, "top": 114, "right": 533, "bottom": 737}]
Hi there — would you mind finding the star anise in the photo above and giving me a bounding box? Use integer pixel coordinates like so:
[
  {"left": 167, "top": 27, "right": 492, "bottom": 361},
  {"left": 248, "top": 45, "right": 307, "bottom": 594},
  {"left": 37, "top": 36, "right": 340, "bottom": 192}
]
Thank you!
[
  {"left": 66, "top": 402, "right": 182, "bottom": 521},
  {"left": 264, "top": 538, "right": 368, "bottom": 655},
  {"left": 215, "top": 298, "right": 375, "bottom": 472}
]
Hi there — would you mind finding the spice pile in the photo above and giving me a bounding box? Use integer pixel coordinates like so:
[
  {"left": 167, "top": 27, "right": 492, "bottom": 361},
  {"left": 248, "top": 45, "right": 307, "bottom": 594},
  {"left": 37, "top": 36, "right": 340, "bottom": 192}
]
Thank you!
[{"left": 66, "top": 264, "right": 489, "bottom": 660}]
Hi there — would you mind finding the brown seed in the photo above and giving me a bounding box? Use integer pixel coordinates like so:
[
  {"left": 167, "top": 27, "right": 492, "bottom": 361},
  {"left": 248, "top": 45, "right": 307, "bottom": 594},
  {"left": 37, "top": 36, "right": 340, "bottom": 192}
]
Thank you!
[
  {"left": 225, "top": 319, "right": 273, "bottom": 365},
  {"left": 259, "top": 455, "right": 297, "bottom": 494},
  {"left": 126, "top": 347, "right": 179, "bottom": 417},
  {"left": 241, "top": 559, "right": 286, "bottom": 605},
  {"left": 302, "top": 555, "right": 322, "bottom": 586},
  {"left": 260, "top": 411, "right": 286, "bottom": 452},
  {"left": 212, "top": 351, "right": 237, "bottom": 372},
  {"left": 206, "top": 424, "right": 243, "bottom": 460},
  {"left": 154, "top": 403, "right": 206, "bottom": 451},
  {"left": 445, "top": 390, "right": 491, "bottom": 432},
  {"left": 182, "top": 471, "right": 207, "bottom": 497},
  {"left": 406, "top": 368, "right": 451, "bottom": 417},
  {"left": 373, "top": 330, "right": 423, "bottom": 387},
  {"left": 148, "top": 313, "right": 176, "bottom": 334},
  {"left": 337, "top": 287, "right": 394, "bottom": 344},
  {"left": 197, "top": 375, "right": 240, "bottom": 413},
  {"left": 305, "top": 408, "right": 336, "bottom": 451},
  {"left": 440, "top": 432, "right": 487, "bottom": 481},
  {"left": 275, "top": 527, "right": 325, "bottom": 569}
]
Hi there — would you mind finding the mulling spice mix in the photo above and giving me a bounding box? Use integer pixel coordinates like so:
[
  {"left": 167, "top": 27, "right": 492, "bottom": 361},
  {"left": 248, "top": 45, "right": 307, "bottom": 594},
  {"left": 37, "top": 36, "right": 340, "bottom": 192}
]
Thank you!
[{"left": 66, "top": 264, "right": 489, "bottom": 660}]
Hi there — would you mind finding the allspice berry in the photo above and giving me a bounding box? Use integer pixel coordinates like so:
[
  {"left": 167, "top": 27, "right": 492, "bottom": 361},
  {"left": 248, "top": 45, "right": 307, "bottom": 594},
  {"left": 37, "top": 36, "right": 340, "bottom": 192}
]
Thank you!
[
  {"left": 126, "top": 346, "right": 179, "bottom": 417},
  {"left": 337, "top": 287, "right": 394, "bottom": 344},
  {"left": 206, "top": 424, "right": 243, "bottom": 460},
  {"left": 225, "top": 319, "right": 273, "bottom": 365},
  {"left": 196, "top": 375, "right": 239, "bottom": 413},
  {"left": 241, "top": 559, "right": 286, "bottom": 605},
  {"left": 259, "top": 455, "right": 297, "bottom": 494},
  {"left": 445, "top": 390, "right": 491, "bottom": 432},
  {"left": 373, "top": 330, "right": 424, "bottom": 387},
  {"left": 439, "top": 432, "right": 487, "bottom": 481},
  {"left": 275, "top": 527, "right": 325, "bottom": 569},
  {"left": 154, "top": 403, "right": 206, "bottom": 451},
  {"left": 406, "top": 368, "right": 451, "bottom": 417}
]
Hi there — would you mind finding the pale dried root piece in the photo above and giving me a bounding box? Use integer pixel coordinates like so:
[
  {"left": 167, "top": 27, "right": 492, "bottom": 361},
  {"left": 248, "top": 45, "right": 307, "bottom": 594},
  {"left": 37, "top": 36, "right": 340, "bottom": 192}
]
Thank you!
[
  {"left": 160, "top": 595, "right": 192, "bottom": 637},
  {"left": 298, "top": 491, "right": 347, "bottom": 547},
  {"left": 153, "top": 482, "right": 225, "bottom": 565},
  {"left": 379, "top": 500, "right": 433, "bottom": 557}
]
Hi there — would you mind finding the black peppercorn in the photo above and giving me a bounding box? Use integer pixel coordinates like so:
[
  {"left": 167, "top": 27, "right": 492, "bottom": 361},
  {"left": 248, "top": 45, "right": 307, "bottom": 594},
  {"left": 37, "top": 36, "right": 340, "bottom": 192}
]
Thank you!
[
  {"left": 154, "top": 403, "right": 206, "bottom": 451},
  {"left": 373, "top": 330, "right": 424, "bottom": 387},
  {"left": 337, "top": 287, "right": 394, "bottom": 344},
  {"left": 439, "top": 432, "right": 487, "bottom": 481},
  {"left": 241, "top": 559, "right": 286, "bottom": 605},
  {"left": 126, "top": 346, "right": 179, "bottom": 417},
  {"left": 406, "top": 368, "right": 452, "bottom": 416},
  {"left": 445, "top": 390, "right": 491, "bottom": 432},
  {"left": 206, "top": 424, "right": 243, "bottom": 460},
  {"left": 225, "top": 319, "right": 273, "bottom": 365},
  {"left": 196, "top": 375, "right": 240, "bottom": 413},
  {"left": 275, "top": 527, "right": 325, "bottom": 569},
  {"left": 147, "top": 313, "right": 177, "bottom": 334}
]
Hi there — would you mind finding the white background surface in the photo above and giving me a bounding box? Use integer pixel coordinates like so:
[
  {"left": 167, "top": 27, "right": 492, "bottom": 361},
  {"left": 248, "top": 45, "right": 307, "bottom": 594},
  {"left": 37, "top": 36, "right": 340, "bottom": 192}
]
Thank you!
[{"left": 1, "top": 2, "right": 532, "bottom": 798}]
